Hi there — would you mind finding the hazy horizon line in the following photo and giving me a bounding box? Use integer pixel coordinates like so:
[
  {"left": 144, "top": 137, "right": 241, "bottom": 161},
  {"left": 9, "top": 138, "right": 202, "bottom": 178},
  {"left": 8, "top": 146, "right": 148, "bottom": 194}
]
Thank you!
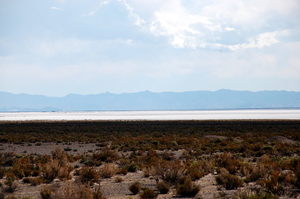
[{"left": 2, "top": 89, "right": 300, "bottom": 98}]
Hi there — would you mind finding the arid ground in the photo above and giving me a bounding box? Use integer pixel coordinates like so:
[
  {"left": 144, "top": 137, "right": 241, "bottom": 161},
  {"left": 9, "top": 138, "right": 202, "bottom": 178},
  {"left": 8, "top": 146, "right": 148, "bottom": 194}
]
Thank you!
[{"left": 0, "top": 120, "right": 300, "bottom": 199}]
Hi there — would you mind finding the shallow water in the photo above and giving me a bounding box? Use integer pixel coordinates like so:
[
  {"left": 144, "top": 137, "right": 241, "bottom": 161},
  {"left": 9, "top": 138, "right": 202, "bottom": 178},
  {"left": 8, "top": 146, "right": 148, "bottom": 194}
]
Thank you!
[{"left": 0, "top": 109, "right": 299, "bottom": 121}]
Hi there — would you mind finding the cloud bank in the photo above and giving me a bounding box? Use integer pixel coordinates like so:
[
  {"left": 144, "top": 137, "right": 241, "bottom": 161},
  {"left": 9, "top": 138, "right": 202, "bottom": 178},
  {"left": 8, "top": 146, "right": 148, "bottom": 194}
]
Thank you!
[{"left": 0, "top": 0, "right": 299, "bottom": 96}]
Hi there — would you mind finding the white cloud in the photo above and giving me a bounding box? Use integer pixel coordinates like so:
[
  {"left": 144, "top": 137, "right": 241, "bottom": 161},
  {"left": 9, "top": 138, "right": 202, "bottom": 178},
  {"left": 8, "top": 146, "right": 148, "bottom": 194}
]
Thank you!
[
  {"left": 50, "top": 7, "right": 62, "bottom": 11},
  {"left": 87, "top": 11, "right": 95, "bottom": 16},
  {"left": 149, "top": 3, "right": 209, "bottom": 48},
  {"left": 122, "top": 0, "right": 146, "bottom": 26},
  {"left": 125, "top": 0, "right": 299, "bottom": 49},
  {"left": 224, "top": 27, "right": 235, "bottom": 32},
  {"left": 227, "top": 30, "right": 289, "bottom": 50},
  {"left": 84, "top": 1, "right": 110, "bottom": 16}
]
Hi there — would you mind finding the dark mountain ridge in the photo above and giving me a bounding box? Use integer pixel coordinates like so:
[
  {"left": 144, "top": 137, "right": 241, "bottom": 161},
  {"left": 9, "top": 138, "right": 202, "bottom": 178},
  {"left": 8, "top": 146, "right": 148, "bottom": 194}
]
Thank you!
[{"left": 1, "top": 90, "right": 300, "bottom": 111}]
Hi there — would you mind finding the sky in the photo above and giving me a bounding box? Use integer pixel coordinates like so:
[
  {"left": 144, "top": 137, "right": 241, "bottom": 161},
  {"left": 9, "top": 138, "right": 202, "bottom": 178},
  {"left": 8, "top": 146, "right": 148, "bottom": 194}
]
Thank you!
[{"left": 0, "top": 0, "right": 300, "bottom": 97}]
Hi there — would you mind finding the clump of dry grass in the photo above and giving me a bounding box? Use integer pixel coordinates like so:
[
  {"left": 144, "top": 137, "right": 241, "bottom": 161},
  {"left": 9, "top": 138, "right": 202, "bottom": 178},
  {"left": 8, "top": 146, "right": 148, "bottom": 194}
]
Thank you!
[
  {"left": 40, "top": 186, "right": 52, "bottom": 199},
  {"left": 129, "top": 181, "right": 141, "bottom": 195},
  {"left": 151, "top": 159, "right": 184, "bottom": 184},
  {"left": 176, "top": 176, "right": 200, "bottom": 197},
  {"left": 99, "top": 163, "right": 117, "bottom": 178},
  {"left": 51, "top": 182, "right": 93, "bottom": 199},
  {"left": 79, "top": 166, "right": 100, "bottom": 185},
  {"left": 215, "top": 168, "right": 243, "bottom": 190},
  {"left": 140, "top": 188, "right": 158, "bottom": 199},
  {"left": 114, "top": 176, "right": 124, "bottom": 183},
  {"left": 156, "top": 180, "right": 170, "bottom": 194}
]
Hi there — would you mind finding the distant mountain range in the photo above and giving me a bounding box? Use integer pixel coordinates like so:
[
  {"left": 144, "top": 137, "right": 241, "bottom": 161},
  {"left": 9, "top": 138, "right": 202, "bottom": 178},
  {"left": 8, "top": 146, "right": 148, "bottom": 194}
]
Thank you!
[{"left": 1, "top": 90, "right": 300, "bottom": 111}]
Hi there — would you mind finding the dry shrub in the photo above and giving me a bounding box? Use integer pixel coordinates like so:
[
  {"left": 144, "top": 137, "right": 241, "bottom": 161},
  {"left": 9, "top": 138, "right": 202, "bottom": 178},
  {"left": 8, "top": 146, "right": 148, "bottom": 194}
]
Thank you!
[
  {"left": 51, "top": 182, "right": 93, "bottom": 199},
  {"left": 216, "top": 152, "right": 240, "bottom": 174},
  {"left": 40, "top": 186, "right": 52, "bottom": 199},
  {"left": 233, "top": 188, "right": 278, "bottom": 199},
  {"left": 92, "top": 146, "right": 119, "bottom": 163},
  {"left": 176, "top": 176, "right": 200, "bottom": 197},
  {"left": 129, "top": 181, "right": 141, "bottom": 195},
  {"left": 30, "top": 177, "right": 44, "bottom": 186},
  {"left": 0, "top": 167, "right": 6, "bottom": 179},
  {"left": 5, "top": 196, "right": 18, "bottom": 199},
  {"left": 23, "top": 177, "right": 31, "bottom": 183},
  {"left": 240, "top": 162, "right": 255, "bottom": 177},
  {"left": 41, "top": 160, "right": 60, "bottom": 183},
  {"left": 79, "top": 166, "right": 100, "bottom": 185},
  {"left": 156, "top": 180, "right": 170, "bottom": 194},
  {"left": 12, "top": 157, "right": 34, "bottom": 178},
  {"left": 249, "top": 162, "right": 268, "bottom": 182},
  {"left": 258, "top": 171, "right": 284, "bottom": 196},
  {"left": 4, "top": 177, "right": 17, "bottom": 193},
  {"left": 99, "top": 163, "right": 117, "bottom": 178},
  {"left": 278, "top": 170, "right": 296, "bottom": 186},
  {"left": 139, "top": 188, "right": 158, "bottom": 199},
  {"left": 143, "top": 167, "right": 150, "bottom": 177},
  {"left": 114, "top": 176, "right": 124, "bottom": 183},
  {"left": 58, "top": 165, "right": 73, "bottom": 181},
  {"left": 118, "top": 166, "right": 128, "bottom": 175},
  {"left": 185, "top": 159, "right": 213, "bottom": 181},
  {"left": 216, "top": 168, "right": 243, "bottom": 190},
  {"left": 151, "top": 159, "right": 184, "bottom": 183},
  {"left": 51, "top": 147, "right": 68, "bottom": 167},
  {"left": 93, "top": 185, "right": 107, "bottom": 199}
]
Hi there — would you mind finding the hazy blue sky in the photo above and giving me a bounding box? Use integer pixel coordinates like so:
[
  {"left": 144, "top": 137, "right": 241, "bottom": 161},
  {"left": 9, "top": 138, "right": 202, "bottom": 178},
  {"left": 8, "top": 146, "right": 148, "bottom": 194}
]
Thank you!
[{"left": 1, "top": 0, "right": 300, "bottom": 96}]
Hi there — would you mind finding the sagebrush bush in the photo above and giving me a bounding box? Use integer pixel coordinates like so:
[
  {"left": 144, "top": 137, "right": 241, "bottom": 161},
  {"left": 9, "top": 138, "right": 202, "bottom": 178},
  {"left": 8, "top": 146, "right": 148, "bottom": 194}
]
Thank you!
[
  {"left": 4, "top": 177, "right": 17, "bottom": 193},
  {"left": 12, "top": 157, "right": 34, "bottom": 178},
  {"left": 216, "top": 152, "right": 240, "bottom": 174},
  {"left": 93, "top": 185, "right": 107, "bottom": 199},
  {"left": 129, "top": 181, "right": 141, "bottom": 195},
  {"left": 51, "top": 147, "right": 69, "bottom": 167},
  {"left": 99, "top": 163, "right": 116, "bottom": 178},
  {"left": 156, "top": 180, "right": 170, "bottom": 194},
  {"left": 41, "top": 159, "right": 60, "bottom": 183},
  {"left": 216, "top": 168, "right": 243, "bottom": 190},
  {"left": 151, "top": 159, "right": 184, "bottom": 183},
  {"left": 30, "top": 177, "right": 44, "bottom": 186},
  {"left": 40, "top": 186, "right": 52, "bottom": 199},
  {"left": 79, "top": 166, "right": 100, "bottom": 185},
  {"left": 58, "top": 165, "right": 73, "bottom": 181},
  {"left": 258, "top": 171, "right": 284, "bottom": 195},
  {"left": 92, "top": 146, "right": 119, "bottom": 162},
  {"left": 140, "top": 188, "right": 157, "bottom": 199},
  {"left": 51, "top": 182, "right": 93, "bottom": 199},
  {"left": 233, "top": 188, "right": 278, "bottom": 199},
  {"left": 176, "top": 176, "right": 200, "bottom": 197},
  {"left": 114, "top": 176, "right": 124, "bottom": 183}
]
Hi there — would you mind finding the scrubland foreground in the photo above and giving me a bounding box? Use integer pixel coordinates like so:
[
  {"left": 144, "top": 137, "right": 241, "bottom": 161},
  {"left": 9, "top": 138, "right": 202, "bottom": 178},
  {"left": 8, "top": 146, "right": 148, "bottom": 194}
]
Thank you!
[{"left": 0, "top": 120, "right": 300, "bottom": 198}]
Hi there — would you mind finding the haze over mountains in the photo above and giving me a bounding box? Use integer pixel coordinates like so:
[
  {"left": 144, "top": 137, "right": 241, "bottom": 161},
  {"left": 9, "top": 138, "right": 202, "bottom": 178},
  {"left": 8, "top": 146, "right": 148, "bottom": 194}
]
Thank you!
[{"left": 0, "top": 90, "right": 300, "bottom": 112}]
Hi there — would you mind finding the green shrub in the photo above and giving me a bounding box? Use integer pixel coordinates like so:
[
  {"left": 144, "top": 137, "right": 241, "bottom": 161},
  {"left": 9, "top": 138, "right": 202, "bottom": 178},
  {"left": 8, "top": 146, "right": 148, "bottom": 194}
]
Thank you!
[{"left": 129, "top": 181, "right": 141, "bottom": 195}]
